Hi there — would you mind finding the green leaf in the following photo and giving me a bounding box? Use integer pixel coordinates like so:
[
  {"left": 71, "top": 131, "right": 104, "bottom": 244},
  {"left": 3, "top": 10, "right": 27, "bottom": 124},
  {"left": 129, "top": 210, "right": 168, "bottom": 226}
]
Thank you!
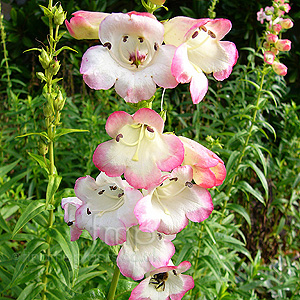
[
  {"left": 10, "top": 239, "right": 48, "bottom": 288},
  {"left": 54, "top": 46, "right": 78, "bottom": 56},
  {"left": 46, "top": 174, "right": 62, "bottom": 208},
  {"left": 200, "top": 255, "right": 221, "bottom": 281},
  {"left": 0, "top": 171, "right": 27, "bottom": 197},
  {"left": 0, "top": 213, "right": 11, "bottom": 233},
  {"left": 249, "top": 144, "right": 268, "bottom": 176},
  {"left": 28, "top": 152, "right": 55, "bottom": 175},
  {"left": 12, "top": 201, "right": 46, "bottom": 238},
  {"left": 242, "top": 79, "right": 260, "bottom": 90},
  {"left": 17, "top": 131, "right": 50, "bottom": 141},
  {"left": 0, "top": 159, "right": 21, "bottom": 177},
  {"left": 54, "top": 128, "right": 89, "bottom": 140},
  {"left": 74, "top": 271, "right": 106, "bottom": 290},
  {"left": 71, "top": 289, "right": 105, "bottom": 300},
  {"left": 236, "top": 180, "right": 265, "bottom": 205},
  {"left": 247, "top": 161, "right": 269, "bottom": 201},
  {"left": 16, "top": 282, "right": 44, "bottom": 300},
  {"left": 49, "top": 227, "right": 79, "bottom": 282},
  {"left": 227, "top": 203, "right": 251, "bottom": 228}
]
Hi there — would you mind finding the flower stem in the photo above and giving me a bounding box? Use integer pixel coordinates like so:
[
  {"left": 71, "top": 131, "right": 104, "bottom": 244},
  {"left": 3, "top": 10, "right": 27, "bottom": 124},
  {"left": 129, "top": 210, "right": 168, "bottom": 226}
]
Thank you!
[{"left": 107, "top": 266, "right": 120, "bottom": 300}]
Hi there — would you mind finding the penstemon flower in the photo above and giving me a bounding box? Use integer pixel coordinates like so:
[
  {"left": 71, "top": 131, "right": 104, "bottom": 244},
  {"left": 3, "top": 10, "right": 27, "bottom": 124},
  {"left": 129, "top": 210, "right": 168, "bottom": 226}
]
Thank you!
[
  {"left": 80, "top": 11, "right": 178, "bottom": 103},
  {"left": 117, "top": 226, "right": 175, "bottom": 280},
  {"left": 179, "top": 136, "right": 226, "bottom": 188},
  {"left": 93, "top": 108, "right": 184, "bottom": 190},
  {"left": 134, "top": 165, "right": 213, "bottom": 234},
  {"left": 129, "top": 261, "right": 194, "bottom": 300},
  {"left": 62, "top": 172, "right": 142, "bottom": 245},
  {"left": 164, "top": 17, "right": 238, "bottom": 104},
  {"left": 65, "top": 11, "right": 108, "bottom": 39}
]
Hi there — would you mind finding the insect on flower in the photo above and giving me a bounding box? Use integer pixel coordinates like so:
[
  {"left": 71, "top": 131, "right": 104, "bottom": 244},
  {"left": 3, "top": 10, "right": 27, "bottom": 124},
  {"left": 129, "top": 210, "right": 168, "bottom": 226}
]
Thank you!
[{"left": 149, "top": 272, "right": 169, "bottom": 291}]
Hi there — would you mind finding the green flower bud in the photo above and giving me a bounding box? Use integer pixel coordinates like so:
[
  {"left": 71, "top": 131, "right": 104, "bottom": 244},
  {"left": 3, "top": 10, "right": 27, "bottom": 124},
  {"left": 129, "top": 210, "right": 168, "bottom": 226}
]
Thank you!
[
  {"left": 39, "top": 49, "right": 51, "bottom": 69},
  {"left": 49, "top": 59, "right": 60, "bottom": 76},
  {"left": 39, "top": 142, "right": 48, "bottom": 156},
  {"left": 54, "top": 5, "right": 66, "bottom": 26},
  {"left": 43, "top": 103, "right": 53, "bottom": 118},
  {"left": 54, "top": 90, "right": 65, "bottom": 111}
]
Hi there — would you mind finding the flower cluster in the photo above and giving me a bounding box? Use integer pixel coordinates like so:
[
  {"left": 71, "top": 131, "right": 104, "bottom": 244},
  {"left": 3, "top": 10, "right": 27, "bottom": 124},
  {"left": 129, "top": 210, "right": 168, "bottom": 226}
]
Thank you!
[
  {"left": 62, "top": 9, "right": 231, "bottom": 299},
  {"left": 257, "top": 0, "right": 293, "bottom": 76}
]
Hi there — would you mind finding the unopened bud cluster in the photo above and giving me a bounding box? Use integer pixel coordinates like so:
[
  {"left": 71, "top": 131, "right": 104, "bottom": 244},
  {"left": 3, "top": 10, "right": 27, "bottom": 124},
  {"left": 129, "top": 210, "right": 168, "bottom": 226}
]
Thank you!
[{"left": 257, "top": 0, "right": 293, "bottom": 76}]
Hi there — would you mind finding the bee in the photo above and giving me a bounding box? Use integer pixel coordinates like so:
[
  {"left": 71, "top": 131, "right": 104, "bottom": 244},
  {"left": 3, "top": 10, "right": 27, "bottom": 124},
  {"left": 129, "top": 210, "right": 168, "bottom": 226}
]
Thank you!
[{"left": 149, "top": 272, "right": 168, "bottom": 291}]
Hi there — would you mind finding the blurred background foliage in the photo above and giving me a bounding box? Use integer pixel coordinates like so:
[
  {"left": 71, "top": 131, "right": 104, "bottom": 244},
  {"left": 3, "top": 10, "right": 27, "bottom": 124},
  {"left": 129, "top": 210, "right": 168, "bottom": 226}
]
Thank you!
[{"left": 0, "top": 0, "right": 300, "bottom": 299}]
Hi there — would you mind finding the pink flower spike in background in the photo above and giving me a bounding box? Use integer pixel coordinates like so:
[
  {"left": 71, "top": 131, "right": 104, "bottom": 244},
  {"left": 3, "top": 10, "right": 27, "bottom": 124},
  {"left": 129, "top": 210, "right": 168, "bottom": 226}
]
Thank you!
[
  {"left": 179, "top": 136, "right": 226, "bottom": 188},
  {"left": 257, "top": 8, "right": 266, "bottom": 24},
  {"left": 65, "top": 11, "right": 108, "bottom": 39},
  {"left": 80, "top": 12, "right": 178, "bottom": 103},
  {"left": 129, "top": 261, "right": 194, "bottom": 300},
  {"left": 64, "top": 172, "right": 142, "bottom": 245},
  {"left": 117, "top": 226, "right": 176, "bottom": 280},
  {"left": 93, "top": 108, "right": 184, "bottom": 190},
  {"left": 135, "top": 165, "right": 213, "bottom": 234},
  {"left": 164, "top": 17, "right": 238, "bottom": 104}
]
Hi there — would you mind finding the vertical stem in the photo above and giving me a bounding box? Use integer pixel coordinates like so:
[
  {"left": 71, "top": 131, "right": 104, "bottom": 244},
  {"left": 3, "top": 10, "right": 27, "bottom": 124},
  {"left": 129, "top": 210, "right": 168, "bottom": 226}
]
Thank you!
[
  {"left": 107, "top": 266, "right": 120, "bottom": 300},
  {"left": 222, "top": 68, "right": 267, "bottom": 214}
]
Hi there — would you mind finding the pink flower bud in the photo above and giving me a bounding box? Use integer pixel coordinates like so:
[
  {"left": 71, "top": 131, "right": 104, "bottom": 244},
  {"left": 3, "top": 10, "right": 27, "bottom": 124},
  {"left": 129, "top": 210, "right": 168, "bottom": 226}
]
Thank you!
[
  {"left": 273, "top": 24, "right": 282, "bottom": 34},
  {"left": 270, "top": 47, "right": 279, "bottom": 55},
  {"left": 282, "top": 3, "right": 291, "bottom": 13},
  {"left": 266, "top": 33, "right": 278, "bottom": 43},
  {"left": 272, "top": 62, "right": 287, "bottom": 76},
  {"left": 263, "top": 41, "right": 270, "bottom": 49},
  {"left": 264, "top": 51, "right": 275, "bottom": 65},
  {"left": 275, "top": 39, "right": 291, "bottom": 51},
  {"left": 280, "top": 18, "right": 294, "bottom": 29}
]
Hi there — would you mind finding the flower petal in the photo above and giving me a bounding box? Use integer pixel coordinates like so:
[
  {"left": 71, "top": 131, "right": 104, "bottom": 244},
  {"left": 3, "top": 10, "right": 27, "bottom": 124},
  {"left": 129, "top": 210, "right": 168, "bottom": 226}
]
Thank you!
[{"left": 189, "top": 71, "right": 208, "bottom": 104}]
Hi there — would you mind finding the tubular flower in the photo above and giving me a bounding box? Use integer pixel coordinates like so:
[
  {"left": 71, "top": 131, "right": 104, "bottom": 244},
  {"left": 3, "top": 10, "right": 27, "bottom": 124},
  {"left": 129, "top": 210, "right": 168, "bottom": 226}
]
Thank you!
[
  {"left": 272, "top": 61, "right": 287, "bottom": 76},
  {"left": 134, "top": 165, "right": 213, "bottom": 235},
  {"left": 264, "top": 51, "right": 275, "bottom": 65},
  {"left": 80, "top": 12, "right": 178, "bottom": 103},
  {"left": 63, "top": 172, "right": 142, "bottom": 245},
  {"left": 61, "top": 197, "right": 83, "bottom": 241},
  {"left": 179, "top": 136, "right": 226, "bottom": 188},
  {"left": 65, "top": 10, "right": 108, "bottom": 39},
  {"left": 129, "top": 261, "right": 194, "bottom": 300},
  {"left": 164, "top": 17, "right": 238, "bottom": 104},
  {"left": 117, "top": 226, "right": 176, "bottom": 280},
  {"left": 93, "top": 108, "right": 184, "bottom": 190}
]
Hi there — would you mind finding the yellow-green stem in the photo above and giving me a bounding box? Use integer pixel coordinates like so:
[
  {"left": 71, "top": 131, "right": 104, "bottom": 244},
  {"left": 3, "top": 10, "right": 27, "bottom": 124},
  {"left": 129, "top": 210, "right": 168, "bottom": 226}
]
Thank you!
[
  {"left": 107, "top": 266, "right": 120, "bottom": 300},
  {"left": 222, "top": 69, "right": 267, "bottom": 214}
]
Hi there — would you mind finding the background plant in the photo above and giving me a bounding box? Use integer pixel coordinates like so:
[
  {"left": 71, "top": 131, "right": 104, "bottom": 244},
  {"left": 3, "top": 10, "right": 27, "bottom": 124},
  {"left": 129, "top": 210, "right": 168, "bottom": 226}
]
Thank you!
[{"left": 0, "top": 0, "right": 299, "bottom": 299}]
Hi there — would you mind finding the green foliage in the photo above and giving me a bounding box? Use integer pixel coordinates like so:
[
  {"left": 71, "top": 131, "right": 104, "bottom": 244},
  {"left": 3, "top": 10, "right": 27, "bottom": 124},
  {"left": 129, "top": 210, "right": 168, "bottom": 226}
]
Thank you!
[{"left": 0, "top": 0, "right": 299, "bottom": 299}]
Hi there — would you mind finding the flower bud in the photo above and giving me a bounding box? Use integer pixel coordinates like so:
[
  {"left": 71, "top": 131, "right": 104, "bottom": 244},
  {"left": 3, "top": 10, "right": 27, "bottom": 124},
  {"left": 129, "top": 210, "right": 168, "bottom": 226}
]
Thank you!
[
  {"left": 43, "top": 103, "right": 53, "bottom": 118},
  {"left": 270, "top": 47, "right": 279, "bottom": 55},
  {"left": 39, "top": 142, "right": 48, "bottom": 156},
  {"left": 54, "top": 90, "right": 65, "bottom": 111},
  {"left": 280, "top": 18, "right": 293, "bottom": 29},
  {"left": 273, "top": 24, "right": 282, "bottom": 34},
  {"left": 272, "top": 61, "right": 287, "bottom": 76},
  {"left": 264, "top": 51, "right": 275, "bottom": 65},
  {"left": 266, "top": 33, "right": 278, "bottom": 44},
  {"left": 49, "top": 59, "right": 60, "bottom": 76},
  {"left": 275, "top": 39, "right": 291, "bottom": 51},
  {"left": 39, "top": 49, "right": 51, "bottom": 69},
  {"left": 54, "top": 5, "right": 66, "bottom": 26},
  {"left": 149, "top": 0, "right": 166, "bottom": 5}
]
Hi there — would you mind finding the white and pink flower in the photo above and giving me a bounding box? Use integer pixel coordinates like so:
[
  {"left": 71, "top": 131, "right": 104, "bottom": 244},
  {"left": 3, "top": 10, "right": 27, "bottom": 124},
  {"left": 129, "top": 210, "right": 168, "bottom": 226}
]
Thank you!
[
  {"left": 129, "top": 261, "right": 194, "bottom": 300},
  {"left": 272, "top": 61, "right": 288, "bottom": 76},
  {"left": 179, "top": 136, "right": 226, "bottom": 188},
  {"left": 134, "top": 165, "right": 213, "bottom": 235},
  {"left": 62, "top": 172, "right": 142, "bottom": 245},
  {"left": 264, "top": 51, "right": 275, "bottom": 65},
  {"left": 275, "top": 39, "right": 291, "bottom": 51},
  {"left": 117, "top": 226, "right": 175, "bottom": 280},
  {"left": 164, "top": 17, "right": 238, "bottom": 104},
  {"left": 65, "top": 10, "right": 108, "bottom": 39},
  {"left": 93, "top": 108, "right": 184, "bottom": 190},
  {"left": 80, "top": 11, "right": 178, "bottom": 103}
]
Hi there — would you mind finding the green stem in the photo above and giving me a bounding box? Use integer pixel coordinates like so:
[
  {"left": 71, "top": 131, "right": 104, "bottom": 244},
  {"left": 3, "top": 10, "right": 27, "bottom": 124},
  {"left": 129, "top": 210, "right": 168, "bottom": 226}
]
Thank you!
[
  {"left": 222, "top": 67, "right": 267, "bottom": 214},
  {"left": 107, "top": 266, "right": 120, "bottom": 300}
]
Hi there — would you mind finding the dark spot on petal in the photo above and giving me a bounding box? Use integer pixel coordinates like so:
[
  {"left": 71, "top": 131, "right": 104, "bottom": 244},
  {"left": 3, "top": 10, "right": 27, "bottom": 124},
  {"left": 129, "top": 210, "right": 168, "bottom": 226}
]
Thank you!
[
  {"left": 103, "top": 42, "right": 111, "bottom": 50},
  {"left": 154, "top": 42, "right": 158, "bottom": 51},
  {"left": 146, "top": 126, "right": 154, "bottom": 132},
  {"left": 67, "top": 221, "right": 73, "bottom": 226},
  {"left": 116, "top": 133, "right": 123, "bottom": 142},
  {"left": 200, "top": 25, "right": 207, "bottom": 32},
  {"left": 123, "top": 35, "right": 128, "bottom": 42},
  {"left": 110, "top": 186, "right": 117, "bottom": 190},
  {"left": 192, "top": 31, "right": 199, "bottom": 39},
  {"left": 118, "top": 192, "right": 124, "bottom": 198},
  {"left": 87, "top": 208, "right": 91, "bottom": 215},
  {"left": 138, "top": 37, "right": 144, "bottom": 43},
  {"left": 98, "top": 189, "right": 105, "bottom": 195},
  {"left": 172, "top": 270, "right": 177, "bottom": 276},
  {"left": 208, "top": 30, "right": 216, "bottom": 38},
  {"left": 185, "top": 181, "right": 193, "bottom": 188},
  {"left": 157, "top": 233, "right": 163, "bottom": 240},
  {"left": 169, "top": 177, "right": 178, "bottom": 182}
]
